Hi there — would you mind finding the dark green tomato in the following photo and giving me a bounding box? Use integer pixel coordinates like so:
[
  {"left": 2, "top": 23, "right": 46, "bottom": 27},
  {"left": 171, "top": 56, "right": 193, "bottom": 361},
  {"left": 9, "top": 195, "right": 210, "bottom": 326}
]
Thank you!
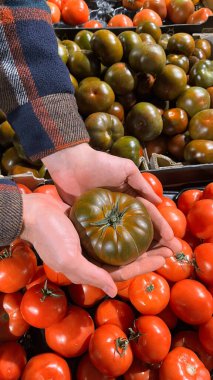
[
  {"left": 168, "top": 133, "right": 190, "bottom": 161},
  {"left": 145, "top": 135, "right": 168, "bottom": 158},
  {"left": 189, "top": 109, "right": 213, "bottom": 140},
  {"left": 76, "top": 80, "right": 115, "bottom": 116},
  {"left": 106, "top": 102, "right": 125, "bottom": 122},
  {"left": 70, "top": 188, "right": 154, "bottom": 266},
  {"left": 192, "top": 48, "right": 206, "bottom": 60},
  {"left": 0, "top": 121, "right": 15, "bottom": 147},
  {"left": 104, "top": 63, "right": 135, "bottom": 96},
  {"left": 67, "top": 51, "right": 101, "bottom": 80},
  {"left": 74, "top": 30, "right": 93, "bottom": 50},
  {"left": 61, "top": 40, "right": 81, "bottom": 54},
  {"left": 166, "top": 54, "right": 189, "bottom": 74},
  {"left": 136, "top": 21, "right": 162, "bottom": 43},
  {"left": 12, "top": 136, "right": 41, "bottom": 167},
  {"left": 189, "top": 60, "right": 213, "bottom": 88},
  {"left": 0, "top": 109, "right": 6, "bottom": 123},
  {"left": 118, "top": 31, "right": 143, "bottom": 60},
  {"left": 136, "top": 73, "right": 155, "bottom": 100},
  {"left": 184, "top": 140, "right": 213, "bottom": 164},
  {"left": 153, "top": 64, "right": 187, "bottom": 101},
  {"left": 129, "top": 44, "right": 166, "bottom": 75},
  {"left": 85, "top": 112, "right": 124, "bottom": 151},
  {"left": 167, "top": 33, "right": 195, "bottom": 57},
  {"left": 189, "top": 56, "right": 200, "bottom": 71},
  {"left": 176, "top": 87, "right": 211, "bottom": 117},
  {"left": 1, "top": 146, "right": 21, "bottom": 173},
  {"left": 117, "top": 92, "right": 137, "bottom": 111},
  {"left": 110, "top": 136, "right": 143, "bottom": 166},
  {"left": 138, "top": 33, "right": 156, "bottom": 45},
  {"left": 58, "top": 43, "right": 69, "bottom": 64},
  {"left": 126, "top": 102, "right": 163, "bottom": 142},
  {"left": 158, "top": 33, "right": 170, "bottom": 50},
  {"left": 91, "top": 30, "right": 123, "bottom": 67},
  {"left": 163, "top": 108, "right": 188, "bottom": 136},
  {"left": 195, "top": 39, "right": 212, "bottom": 59},
  {"left": 207, "top": 87, "right": 213, "bottom": 108},
  {"left": 9, "top": 165, "right": 40, "bottom": 177},
  {"left": 69, "top": 74, "right": 78, "bottom": 93}
]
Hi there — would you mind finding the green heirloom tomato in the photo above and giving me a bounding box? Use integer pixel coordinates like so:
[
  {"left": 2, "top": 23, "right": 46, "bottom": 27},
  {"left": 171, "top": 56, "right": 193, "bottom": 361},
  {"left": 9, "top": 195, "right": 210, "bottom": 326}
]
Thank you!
[
  {"left": 167, "top": 33, "right": 195, "bottom": 57},
  {"left": 166, "top": 54, "right": 189, "bottom": 74},
  {"left": 136, "top": 22, "right": 162, "bottom": 43},
  {"left": 70, "top": 188, "right": 154, "bottom": 266},
  {"left": 189, "top": 60, "right": 213, "bottom": 88},
  {"left": 110, "top": 136, "right": 143, "bottom": 166},
  {"left": 176, "top": 87, "right": 211, "bottom": 117},
  {"left": 104, "top": 63, "right": 135, "bottom": 96},
  {"left": 153, "top": 65, "right": 187, "bottom": 101},
  {"left": 74, "top": 30, "right": 93, "bottom": 51},
  {"left": 188, "top": 109, "right": 213, "bottom": 140},
  {"left": 85, "top": 112, "right": 124, "bottom": 151},
  {"left": 91, "top": 30, "right": 123, "bottom": 67},
  {"left": 67, "top": 51, "right": 101, "bottom": 80},
  {"left": 184, "top": 140, "right": 213, "bottom": 164},
  {"left": 118, "top": 31, "right": 143, "bottom": 59},
  {"left": 129, "top": 44, "right": 166, "bottom": 75}
]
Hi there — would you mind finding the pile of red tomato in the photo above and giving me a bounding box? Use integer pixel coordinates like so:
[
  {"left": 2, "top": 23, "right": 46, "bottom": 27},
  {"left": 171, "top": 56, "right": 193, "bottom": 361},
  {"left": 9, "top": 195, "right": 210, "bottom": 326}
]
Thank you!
[{"left": 1, "top": 175, "right": 213, "bottom": 379}]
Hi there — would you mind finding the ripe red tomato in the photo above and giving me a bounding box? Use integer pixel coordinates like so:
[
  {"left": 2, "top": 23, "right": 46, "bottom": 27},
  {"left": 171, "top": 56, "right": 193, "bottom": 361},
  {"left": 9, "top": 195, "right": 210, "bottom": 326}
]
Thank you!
[
  {"left": 142, "top": 172, "right": 163, "bottom": 197},
  {"left": 26, "top": 265, "right": 47, "bottom": 290},
  {"left": 61, "top": 0, "right": 69, "bottom": 7},
  {"left": 0, "top": 292, "right": 29, "bottom": 342},
  {"left": 133, "top": 9, "right": 163, "bottom": 26},
  {"left": 194, "top": 243, "right": 213, "bottom": 285},
  {"left": 199, "top": 317, "right": 213, "bottom": 356},
  {"left": 68, "top": 283, "right": 105, "bottom": 308},
  {"left": 156, "top": 238, "right": 194, "bottom": 282},
  {"left": 20, "top": 280, "right": 67, "bottom": 328},
  {"left": 157, "top": 205, "right": 187, "bottom": 238},
  {"left": 17, "top": 183, "right": 32, "bottom": 194},
  {"left": 122, "top": 0, "right": 145, "bottom": 10},
  {"left": 177, "top": 189, "right": 203, "bottom": 215},
  {"left": 129, "top": 272, "right": 170, "bottom": 314},
  {"left": 143, "top": 0, "right": 167, "bottom": 20},
  {"left": 95, "top": 299, "right": 135, "bottom": 333},
  {"left": 187, "top": 199, "right": 213, "bottom": 239},
  {"left": 33, "top": 184, "right": 62, "bottom": 203},
  {"left": 62, "top": 0, "right": 89, "bottom": 25},
  {"left": 108, "top": 14, "right": 134, "bottom": 27},
  {"left": 43, "top": 263, "right": 71, "bottom": 286},
  {"left": 183, "top": 230, "right": 201, "bottom": 250},
  {"left": 124, "top": 358, "right": 159, "bottom": 380},
  {"left": 170, "top": 279, "right": 213, "bottom": 325},
  {"left": 89, "top": 324, "right": 133, "bottom": 377},
  {"left": 159, "top": 196, "right": 177, "bottom": 207},
  {"left": 83, "top": 20, "right": 103, "bottom": 28},
  {"left": 46, "top": 1, "right": 61, "bottom": 23},
  {"left": 202, "top": 183, "right": 213, "bottom": 200},
  {"left": 45, "top": 306, "right": 94, "bottom": 358},
  {"left": 173, "top": 330, "right": 213, "bottom": 371},
  {"left": 0, "top": 243, "right": 36, "bottom": 293},
  {"left": 159, "top": 347, "right": 210, "bottom": 380},
  {"left": 21, "top": 353, "right": 72, "bottom": 380},
  {"left": 157, "top": 304, "right": 178, "bottom": 330},
  {"left": 130, "top": 315, "right": 171, "bottom": 363},
  {"left": 116, "top": 279, "right": 133, "bottom": 301},
  {"left": 205, "top": 236, "right": 213, "bottom": 243},
  {"left": 48, "top": 0, "right": 62, "bottom": 9},
  {"left": 76, "top": 353, "right": 116, "bottom": 380},
  {"left": 0, "top": 342, "right": 26, "bottom": 380},
  {"left": 167, "top": 0, "right": 195, "bottom": 24},
  {"left": 187, "top": 7, "right": 212, "bottom": 24}
]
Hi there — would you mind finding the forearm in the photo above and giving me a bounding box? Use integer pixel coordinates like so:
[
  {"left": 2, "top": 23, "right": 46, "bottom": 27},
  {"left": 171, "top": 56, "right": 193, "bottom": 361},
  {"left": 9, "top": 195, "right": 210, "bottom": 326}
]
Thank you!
[{"left": 0, "top": 0, "right": 89, "bottom": 161}]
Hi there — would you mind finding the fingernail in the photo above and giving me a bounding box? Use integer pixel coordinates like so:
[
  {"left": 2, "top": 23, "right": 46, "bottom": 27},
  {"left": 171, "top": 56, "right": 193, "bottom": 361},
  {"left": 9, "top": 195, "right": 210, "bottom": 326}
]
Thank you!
[{"left": 103, "top": 286, "right": 117, "bottom": 298}]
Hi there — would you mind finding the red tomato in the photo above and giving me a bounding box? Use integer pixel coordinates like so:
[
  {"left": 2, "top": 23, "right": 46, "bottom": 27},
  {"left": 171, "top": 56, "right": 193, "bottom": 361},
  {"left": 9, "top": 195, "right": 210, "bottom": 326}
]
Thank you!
[
  {"left": 33, "top": 184, "right": 62, "bottom": 203},
  {"left": 157, "top": 304, "right": 178, "bottom": 330},
  {"left": 133, "top": 9, "right": 163, "bottom": 26},
  {"left": 159, "top": 196, "right": 176, "bottom": 207},
  {"left": 183, "top": 230, "right": 201, "bottom": 250},
  {"left": 61, "top": 0, "right": 69, "bottom": 7},
  {"left": 167, "top": 0, "right": 195, "bottom": 24},
  {"left": 68, "top": 283, "right": 105, "bottom": 308},
  {"left": 122, "top": 0, "right": 145, "bottom": 10},
  {"left": 170, "top": 279, "right": 213, "bottom": 325},
  {"left": 95, "top": 299, "right": 135, "bottom": 333},
  {"left": 142, "top": 172, "right": 163, "bottom": 197},
  {"left": 156, "top": 238, "right": 194, "bottom": 282},
  {"left": 205, "top": 236, "right": 213, "bottom": 243},
  {"left": 21, "top": 353, "right": 71, "bottom": 380},
  {"left": 177, "top": 189, "right": 203, "bottom": 215},
  {"left": 194, "top": 243, "right": 213, "bottom": 285},
  {"left": 46, "top": 1, "right": 61, "bottom": 23},
  {"left": 48, "top": 0, "right": 62, "bottom": 10},
  {"left": 76, "top": 353, "right": 115, "bottom": 380},
  {"left": 0, "top": 292, "right": 29, "bottom": 342},
  {"left": 116, "top": 279, "right": 133, "bottom": 300},
  {"left": 62, "top": 0, "right": 89, "bottom": 25},
  {"left": 108, "top": 14, "right": 134, "bottom": 27},
  {"left": 143, "top": 0, "right": 167, "bottom": 20},
  {"left": 130, "top": 315, "right": 171, "bottom": 363},
  {"left": 173, "top": 330, "right": 213, "bottom": 371},
  {"left": 199, "top": 317, "right": 213, "bottom": 356},
  {"left": 159, "top": 347, "right": 210, "bottom": 380},
  {"left": 187, "top": 199, "right": 213, "bottom": 239},
  {"left": 45, "top": 306, "right": 94, "bottom": 358},
  {"left": 0, "top": 244, "right": 36, "bottom": 293},
  {"left": 89, "top": 324, "right": 133, "bottom": 377},
  {"left": 20, "top": 280, "right": 67, "bottom": 328},
  {"left": 17, "top": 183, "right": 32, "bottom": 194},
  {"left": 43, "top": 263, "right": 71, "bottom": 286},
  {"left": 124, "top": 358, "right": 159, "bottom": 380},
  {"left": 26, "top": 265, "right": 47, "bottom": 290},
  {"left": 129, "top": 272, "right": 170, "bottom": 314},
  {"left": 187, "top": 7, "right": 212, "bottom": 24},
  {"left": 202, "top": 183, "right": 213, "bottom": 200},
  {"left": 158, "top": 205, "right": 187, "bottom": 238},
  {"left": 83, "top": 20, "right": 104, "bottom": 28},
  {"left": 0, "top": 342, "right": 26, "bottom": 380}
]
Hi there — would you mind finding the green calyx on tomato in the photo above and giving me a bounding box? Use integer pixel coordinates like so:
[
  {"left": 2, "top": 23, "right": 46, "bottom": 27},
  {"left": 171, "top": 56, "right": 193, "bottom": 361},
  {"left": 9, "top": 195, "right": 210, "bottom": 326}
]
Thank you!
[
  {"left": 0, "top": 248, "right": 12, "bottom": 260},
  {"left": 115, "top": 337, "right": 130, "bottom": 357},
  {"left": 40, "top": 280, "right": 62, "bottom": 302}
]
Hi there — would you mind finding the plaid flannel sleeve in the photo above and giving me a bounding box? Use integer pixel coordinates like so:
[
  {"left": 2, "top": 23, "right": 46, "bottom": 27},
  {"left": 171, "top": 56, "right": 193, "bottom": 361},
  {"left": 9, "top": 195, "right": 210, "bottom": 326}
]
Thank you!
[
  {"left": 0, "top": 0, "right": 89, "bottom": 161},
  {"left": 0, "top": 178, "right": 22, "bottom": 246}
]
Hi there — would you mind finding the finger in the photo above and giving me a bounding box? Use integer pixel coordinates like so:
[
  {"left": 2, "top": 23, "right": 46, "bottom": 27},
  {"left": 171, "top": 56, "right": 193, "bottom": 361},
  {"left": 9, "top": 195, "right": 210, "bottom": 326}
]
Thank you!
[
  {"left": 106, "top": 256, "right": 166, "bottom": 281},
  {"left": 137, "top": 197, "right": 174, "bottom": 241},
  {"left": 151, "top": 237, "right": 182, "bottom": 253},
  {"left": 146, "top": 246, "right": 173, "bottom": 258}
]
